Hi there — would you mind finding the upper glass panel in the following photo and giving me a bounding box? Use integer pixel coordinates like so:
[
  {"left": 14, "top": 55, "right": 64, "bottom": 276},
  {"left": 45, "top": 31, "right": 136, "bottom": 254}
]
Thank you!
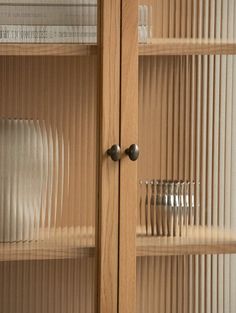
[
  {"left": 0, "top": 0, "right": 98, "bottom": 43},
  {"left": 140, "top": 0, "right": 236, "bottom": 41}
]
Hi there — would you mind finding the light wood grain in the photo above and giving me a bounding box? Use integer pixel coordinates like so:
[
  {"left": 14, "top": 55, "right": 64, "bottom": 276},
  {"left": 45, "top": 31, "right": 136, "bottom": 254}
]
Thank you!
[
  {"left": 0, "top": 44, "right": 97, "bottom": 56},
  {"left": 97, "top": 1, "right": 120, "bottom": 313},
  {"left": 139, "top": 39, "right": 236, "bottom": 55},
  {"left": 137, "top": 226, "right": 236, "bottom": 256},
  {"left": 119, "top": 1, "right": 138, "bottom": 313},
  {"left": 0, "top": 228, "right": 95, "bottom": 261}
]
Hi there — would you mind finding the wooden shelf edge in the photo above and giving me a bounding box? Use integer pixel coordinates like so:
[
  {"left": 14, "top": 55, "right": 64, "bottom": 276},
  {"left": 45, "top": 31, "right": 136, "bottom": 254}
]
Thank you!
[
  {"left": 0, "top": 247, "right": 95, "bottom": 262},
  {"left": 0, "top": 228, "right": 95, "bottom": 262},
  {"left": 136, "top": 242, "right": 236, "bottom": 257},
  {"left": 136, "top": 227, "right": 236, "bottom": 257},
  {"left": 139, "top": 39, "right": 236, "bottom": 56},
  {"left": 0, "top": 44, "right": 97, "bottom": 56}
]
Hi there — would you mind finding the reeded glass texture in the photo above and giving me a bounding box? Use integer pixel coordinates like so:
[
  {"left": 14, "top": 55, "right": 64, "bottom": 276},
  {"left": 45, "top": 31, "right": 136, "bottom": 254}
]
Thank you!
[
  {"left": 0, "top": 0, "right": 98, "bottom": 43},
  {"left": 0, "top": 1, "right": 98, "bottom": 312},
  {"left": 137, "top": 1, "right": 236, "bottom": 312},
  {"left": 142, "top": 0, "right": 236, "bottom": 40},
  {"left": 0, "top": 55, "right": 98, "bottom": 313}
]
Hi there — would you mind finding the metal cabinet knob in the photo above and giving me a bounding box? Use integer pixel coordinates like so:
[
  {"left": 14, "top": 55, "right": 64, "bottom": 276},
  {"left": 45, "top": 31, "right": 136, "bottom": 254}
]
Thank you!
[
  {"left": 107, "top": 144, "right": 121, "bottom": 162},
  {"left": 125, "top": 144, "right": 139, "bottom": 161}
]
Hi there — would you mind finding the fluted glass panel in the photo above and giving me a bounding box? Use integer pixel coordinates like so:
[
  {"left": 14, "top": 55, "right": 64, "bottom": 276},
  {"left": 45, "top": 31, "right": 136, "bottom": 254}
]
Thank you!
[
  {"left": 140, "top": 0, "right": 236, "bottom": 40},
  {"left": 137, "top": 11, "right": 236, "bottom": 312},
  {"left": 0, "top": 0, "right": 98, "bottom": 43},
  {"left": 0, "top": 39, "right": 98, "bottom": 313}
]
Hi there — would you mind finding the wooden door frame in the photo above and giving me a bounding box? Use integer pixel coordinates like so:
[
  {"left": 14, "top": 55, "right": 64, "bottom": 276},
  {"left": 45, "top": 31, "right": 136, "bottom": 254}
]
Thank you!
[
  {"left": 98, "top": 1, "right": 121, "bottom": 313},
  {"left": 98, "top": 1, "right": 138, "bottom": 312},
  {"left": 119, "top": 1, "right": 139, "bottom": 313}
]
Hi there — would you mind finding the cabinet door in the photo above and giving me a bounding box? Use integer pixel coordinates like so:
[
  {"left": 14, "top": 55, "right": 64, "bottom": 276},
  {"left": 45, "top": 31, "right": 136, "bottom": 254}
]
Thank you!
[
  {"left": 0, "top": 1, "right": 120, "bottom": 313},
  {"left": 120, "top": 1, "right": 236, "bottom": 313}
]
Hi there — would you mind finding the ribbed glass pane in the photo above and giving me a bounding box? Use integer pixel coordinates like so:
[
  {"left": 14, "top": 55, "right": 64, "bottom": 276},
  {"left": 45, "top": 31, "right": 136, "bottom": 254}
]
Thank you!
[
  {"left": 141, "top": 0, "right": 236, "bottom": 40},
  {"left": 137, "top": 1, "right": 236, "bottom": 312},
  {"left": 0, "top": 1, "right": 98, "bottom": 313},
  {"left": 0, "top": 0, "right": 98, "bottom": 43}
]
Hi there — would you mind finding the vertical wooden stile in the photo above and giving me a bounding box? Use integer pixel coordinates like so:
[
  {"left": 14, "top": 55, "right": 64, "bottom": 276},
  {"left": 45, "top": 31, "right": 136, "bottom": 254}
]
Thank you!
[
  {"left": 120, "top": 0, "right": 138, "bottom": 313},
  {"left": 223, "top": 2, "right": 231, "bottom": 312},
  {"left": 98, "top": 0, "right": 120, "bottom": 312},
  {"left": 230, "top": 50, "right": 236, "bottom": 313}
]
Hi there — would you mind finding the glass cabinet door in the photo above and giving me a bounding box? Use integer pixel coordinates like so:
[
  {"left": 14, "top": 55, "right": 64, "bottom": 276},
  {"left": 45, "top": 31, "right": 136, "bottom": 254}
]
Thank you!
[
  {"left": 121, "top": 0, "right": 236, "bottom": 313},
  {"left": 0, "top": 1, "right": 119, "bottom": 313}
]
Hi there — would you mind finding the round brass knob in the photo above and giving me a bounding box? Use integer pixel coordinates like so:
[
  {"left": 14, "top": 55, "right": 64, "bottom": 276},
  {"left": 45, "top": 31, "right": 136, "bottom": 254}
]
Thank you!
[
  {"left": 107, "top": 144, "right": 121, "bottom": 162},
  {"left": 125, "top": 144, "right": 139, "bottom": 161}
]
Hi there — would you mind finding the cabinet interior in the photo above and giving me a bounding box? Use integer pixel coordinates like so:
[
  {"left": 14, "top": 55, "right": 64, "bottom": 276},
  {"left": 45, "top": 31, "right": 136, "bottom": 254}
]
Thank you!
[
  {"left": 138, "top": 54, "right": 236, "bottom": 231},
  {"left": 0, "top": 56, "right": 98, "bottom": 232},
  {"left": 137, "top": 53, "right": 236, "bottom": 313},
  {"left": 0, "top": 56, "right": 97, "bottom": 313},
  {"left": 136, "top": 0, "right": 236, "bottom": 311}
]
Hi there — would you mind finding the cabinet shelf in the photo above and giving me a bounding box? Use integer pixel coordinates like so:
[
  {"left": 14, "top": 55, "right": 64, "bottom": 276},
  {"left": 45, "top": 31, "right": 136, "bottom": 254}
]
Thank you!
[
  {"left": 136, "top": 226, "right": 236, "bottom": 256},
  {"left": 139, "top": 39, "right": 236, "bottom": 56},
  {"left": 0, "top": 228, "right": 95, "bottom": 262},
  {"left": 0, "top": 44, "right": 97, "bottom": 56}
]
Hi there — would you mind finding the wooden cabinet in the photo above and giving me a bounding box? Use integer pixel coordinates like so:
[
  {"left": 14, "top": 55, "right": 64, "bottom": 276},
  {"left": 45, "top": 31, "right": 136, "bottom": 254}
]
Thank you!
[{"left": 0, "top": 1, "right": 236, "bottom": 313}]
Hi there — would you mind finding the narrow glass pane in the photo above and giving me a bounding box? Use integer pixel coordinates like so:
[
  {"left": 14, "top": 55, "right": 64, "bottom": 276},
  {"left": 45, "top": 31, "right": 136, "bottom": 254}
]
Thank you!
[
  {"left": 0, "top": 1, "right": 99, "bottom": 313},
  {"left": 137, "top": 1, "right": 236, "bottom": 312}
]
